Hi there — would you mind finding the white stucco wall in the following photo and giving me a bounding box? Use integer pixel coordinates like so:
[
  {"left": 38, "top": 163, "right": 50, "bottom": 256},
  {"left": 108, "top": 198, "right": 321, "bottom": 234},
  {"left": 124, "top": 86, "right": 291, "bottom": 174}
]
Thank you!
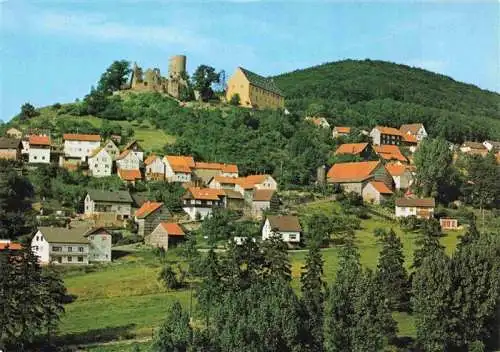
[
  {"left": 31, "top": 230, "right": 50, "bottom": 264},
  {"left": 64, "top": 140, "right": 101, "bottom": 160},
  {"left": 261, "top": 219, "right": 300, "bottom": 243},
  {"left": 88, "top": 149, "right": 112, "bottom": 177},
  {"left": 28, "top": 147, "right": 50, "bottom": 163},
  {"left": 183, "top": 206, "right": 213, "bottom": 220},
  {"left": 116, "top": 153, "right": 140, "bottom": 170}
]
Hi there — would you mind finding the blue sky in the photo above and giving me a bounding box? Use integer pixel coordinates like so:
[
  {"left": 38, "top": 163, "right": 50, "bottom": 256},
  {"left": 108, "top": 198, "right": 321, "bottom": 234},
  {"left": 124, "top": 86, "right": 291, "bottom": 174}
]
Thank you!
[{"left": 1, "top": 0, "right": 499, "bottom": 121}]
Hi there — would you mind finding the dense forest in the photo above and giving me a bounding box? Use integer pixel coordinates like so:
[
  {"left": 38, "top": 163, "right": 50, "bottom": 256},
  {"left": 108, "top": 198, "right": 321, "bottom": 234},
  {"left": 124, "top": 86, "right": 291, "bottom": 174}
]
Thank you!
[{"left": 274, "top": 59, "right": 500, "bottom": 142}]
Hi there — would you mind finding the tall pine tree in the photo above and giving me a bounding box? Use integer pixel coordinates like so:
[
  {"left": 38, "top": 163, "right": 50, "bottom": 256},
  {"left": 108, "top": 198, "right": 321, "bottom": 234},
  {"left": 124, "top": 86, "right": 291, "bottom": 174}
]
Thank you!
[{"left": 376, "top": 229, "right": 410, "bottom": 311}]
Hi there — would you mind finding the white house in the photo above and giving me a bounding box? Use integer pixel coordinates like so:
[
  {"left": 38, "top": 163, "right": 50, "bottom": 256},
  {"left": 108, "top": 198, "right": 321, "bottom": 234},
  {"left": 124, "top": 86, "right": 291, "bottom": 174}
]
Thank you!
[
  {"left": 145, "top": 154, "right": 166, "bottom": 181},
  {"left": 362, "top": 181, "right": 393, "bottom": 205},
  {"left": 385, "top": 163, "right": 413, "bottom": 190},
  {"left": 6, "top": 127, "right": 22, "bottom": 139},
  {"left": 116, "top": 150, "right": 140, "bottom": 170},
  {"left": 262, "top": 215, "right": 302, "bottom": 243},
  {"left": 395, "top": 198, "right": 435, "bottom": 219},
  {"left": 28, "top": 135, "right": 51, "bottom": 164},
  {"left": 399, "top": 123, "right": 428, "bottom": 142},
  {"left": 370, "top": 126, "right": 402, "bottom": 146},
  {"left": 182, "top": 187, "right": 224, "bottom": 220},
  {"left": 63, "top": 134, "right": 101, "bottom": 161},
  {"left": 305, "top": 116, "right": 330, "bottom": 129},
  {"left": 122, "top": 140, "right": 144, "bottom": 162},
  {"left": 84, "top": 189, "right": 133, "bottom": 219},
  {"left": 88, "top": 147, "right": 112, "bottom": 177},
  {"left": 332, "top": 126, "right": 351, "bottom": 138},
  {"left": 164, "top": 155, "right": 194, "bottom": 183},
  {"left": 31, "top": 226, "right": 111, "bottom": 265},
  {"left": 103, "top": 139, "right": 120, "bottom": 160},
  {"left": 235, "top": 174, "right": 278, "bottom": 195}
]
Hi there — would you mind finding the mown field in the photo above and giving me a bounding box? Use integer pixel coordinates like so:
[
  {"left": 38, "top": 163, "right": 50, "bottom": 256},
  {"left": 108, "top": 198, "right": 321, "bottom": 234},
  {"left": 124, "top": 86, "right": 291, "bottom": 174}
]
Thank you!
[{"left": 56, "top": 200, "right": 466, "bottom": 351}]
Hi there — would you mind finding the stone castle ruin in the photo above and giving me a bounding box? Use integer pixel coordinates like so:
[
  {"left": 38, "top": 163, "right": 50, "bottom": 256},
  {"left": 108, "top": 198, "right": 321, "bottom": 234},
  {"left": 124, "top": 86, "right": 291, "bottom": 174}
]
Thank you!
[{"left": 125, "top": 55, "right": 188, "bottom": 99}]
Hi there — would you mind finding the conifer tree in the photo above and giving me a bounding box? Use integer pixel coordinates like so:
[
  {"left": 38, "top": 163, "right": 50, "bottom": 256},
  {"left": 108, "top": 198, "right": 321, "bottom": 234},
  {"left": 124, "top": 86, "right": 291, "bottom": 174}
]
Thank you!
[
  {"left": 412, "top": 233, "right": 445, "bottom": 270},
  {"left": 196, "top": 248, "right": 221, "bottom": 328},
  {"left": 376, "top": 229, "right": 410, "bottom": 311},
  {"left": 151, "top": 301, "right": 192, "bottom": 352},
  {"left": 261, "top": 232, "right": 291, "bottom": 282},
  {"left": 412, "top": 249, "right": 453, "bottom": 351},
  {"left": 324, "top": 243, "right": 361, "bottom": 351},
  {"left": 300, "top": 243, "right": 325, "bottom": 351}
]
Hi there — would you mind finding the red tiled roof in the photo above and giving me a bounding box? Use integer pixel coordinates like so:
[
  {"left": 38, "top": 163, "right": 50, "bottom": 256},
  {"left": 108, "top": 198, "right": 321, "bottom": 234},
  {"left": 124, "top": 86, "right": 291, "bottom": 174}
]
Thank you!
[
  {"left": 334, "top": 126, "right": 351, "bottom": 134},
  {"left": 238, "top": 175, "right": 270, "bottom": 189},
  {"left": 402, "top": 134, "right": 418, "bottom": 144},
  {"left": 327, "top": 161, "right": 380, "bottom": 183},
  {"left": 194, "top": 162, "right": 238, "bottom": 174},
  {"left": 400, "top": 123, "right": 424, "bottom": 135},
  {"left": 368, "top": 181, "right": 393, "bottom": 194},
  {"left": 374, "top": 126, "right": 403, "bottom": 136},
  {"left": 135, "top": 201, "right": 163, "bottom": 219},
  {"left": 0, "top": 242, "right": 22, "bottom": 250},
  {"left": 385, "top": 162, "right": 407, "bottom": 177},
  {"left": 395, "top": 198, "right": 435, "bottom": 207},
  {"left": 253, "top": 189, "right": 275, "bottom": 201},
  {"left": 63, "top": 134, "right": 101, "bottom": 142},
  {"left": 116, "top": 149, "right": 131, "bottom": 160},
  {"left": 184, "top": 187, "right": 224, "bottom": 200},
  {"left": 212, "top": 175, "right": 240, "bottom": 184},
  {"left": 165, "top": 155, "right": 195, "bottom": 173},
  {"left": 118, "top": 168, "right": 142, "bottom": 181},
  {"left": 335, "top": 143, "right": 369, "bottom": 155},
  {"left": 29, "top": 135, "right": 51, "bottom": 146},
  {"left": 159, "top": 222, "right": 185, "bottom": 236},
  {"left": 374, "top": 145, "right": 407, "bottom": 162}
]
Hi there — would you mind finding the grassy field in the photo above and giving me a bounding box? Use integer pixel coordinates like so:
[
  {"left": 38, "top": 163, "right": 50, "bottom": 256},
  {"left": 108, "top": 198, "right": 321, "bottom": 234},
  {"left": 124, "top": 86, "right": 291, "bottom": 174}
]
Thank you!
[
  {"left": 19, "top": 108, "right": 176, "bottom": 152},
  {"left": 58, "top": 200, "right": 464, "bottom": 350}
]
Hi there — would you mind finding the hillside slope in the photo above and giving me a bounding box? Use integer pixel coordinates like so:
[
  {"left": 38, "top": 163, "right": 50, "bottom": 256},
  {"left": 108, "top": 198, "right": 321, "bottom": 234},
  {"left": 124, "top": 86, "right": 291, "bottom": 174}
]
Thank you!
[{"left": 274, "top": 59, "right": 500, "bottom": 141}]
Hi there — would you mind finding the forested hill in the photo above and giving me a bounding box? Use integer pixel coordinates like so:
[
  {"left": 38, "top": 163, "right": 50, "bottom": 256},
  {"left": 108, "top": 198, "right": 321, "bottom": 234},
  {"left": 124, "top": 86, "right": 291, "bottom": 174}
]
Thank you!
[{"left": 273, "top": 59, "right": 500, "bottom": 142}]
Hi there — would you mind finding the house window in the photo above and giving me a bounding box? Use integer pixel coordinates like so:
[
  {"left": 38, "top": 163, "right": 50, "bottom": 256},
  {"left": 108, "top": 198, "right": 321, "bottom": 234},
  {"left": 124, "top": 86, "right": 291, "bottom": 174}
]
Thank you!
[
  {"left": 67, "top": 256, "right": 72, "bottom": 262},
  {"left": 78, "top": 256, "right": 83, "bottom": 262},
  {"left": 289, "top": 234, "right": 297, "bottom": 241},
  {"left": 79, "top": 247, "right": 84, "bottom": 252},
  {"left": 42, "top": 156, "right": 45, "bottom": 160},
  {"left": 90, "top": 236, "right": 94, "bottom": 240},
  {"left": 34, "top": 156, "right": 37, "bottom": 160},
  {"left": 57, "top": 257, "right": 62, "bottom": 263},
  {"left": 68, "top": 246, "right": 72, "bottom": 252},
  {"left": 52, "top": 246, "right": 62, "bottom": 252}
]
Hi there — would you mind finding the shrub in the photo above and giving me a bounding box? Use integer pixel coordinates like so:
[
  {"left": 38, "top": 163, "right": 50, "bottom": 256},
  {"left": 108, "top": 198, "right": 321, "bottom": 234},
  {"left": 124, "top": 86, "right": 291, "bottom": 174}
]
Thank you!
[
  {"left": 229, "top": 93, "right": 241, "bottom": 106},
  {"left": 158, "top": 265, "right": 179, "bottom": 290}
]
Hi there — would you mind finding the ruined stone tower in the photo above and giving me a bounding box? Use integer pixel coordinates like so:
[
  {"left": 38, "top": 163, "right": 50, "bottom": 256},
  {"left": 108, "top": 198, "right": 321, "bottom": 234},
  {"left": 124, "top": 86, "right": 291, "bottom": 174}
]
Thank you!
[{"left": 168, "top": 55, "right": 187, "bottom": 79}]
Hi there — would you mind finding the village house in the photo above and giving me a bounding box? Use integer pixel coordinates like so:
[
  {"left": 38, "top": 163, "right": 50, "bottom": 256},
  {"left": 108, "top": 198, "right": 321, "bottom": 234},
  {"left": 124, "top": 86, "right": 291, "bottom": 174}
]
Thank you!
[
  {"left": 334, "top": 143, "right": 372, "bottom": 159},
  {"left": 88, "top": 147, "right": 112, "bottom": 177},
  {"left": 362, "top": 181, "right": 393, "bottom": 205},
  {"left": 103, "top": 139, "right": 120, "bottom": 160},
  {"left": 385, "top": 162, "right": 413, "bottom": 190},
  {"left": 118, "top": 168, "right": 142, "bottom": 185},
  {"left": 193, "top": 162, "right": 239, "bottom": 184},
  {"left": 6, "top": 127, "right": 23, "bottom": 139},
  {"left": 0, "top": 240, "right": 22, "bottom": 251},
  {"left": 373, "top": 145, "right": 408, "bottom": 163},
  {"left": 164, "top": 155, "right": 195, "bottom": 183},
  {"left": 31, "top": 226, "right": 112, "bottom": 265},
  {"left": 0, "top": 137, "right": 22, "bottom": 160},
  {"left": 226, "top": 67, "right": 285, "bottom": 110},
  {"left": 400, "top": 133, "right": 419, "bottom": 153},
  {"left": 370, "top": 126, "right": 403, "bottom": 145},
  {"left": 440, "top": 218, "right": 459, "bottom": 230},
  {"left": 399, "top": 123, "right": 428, "bottom": 141},
  {"left": 145, "top": 154, "right": 166, "bottom": 181},
  {"left": 332, "top": 126, "right": 351, "bottom": 138},
  {"left": 116, "top": 150, "right": 141, "bottom": 170},
  {"left": 221, "top": 189, "right": 245, "bottom": 210},
  {"left": 327, "top": 161, "right": 392, "bottom": 194},
  {"left": 208, "top": 175, "right": 241, "bottom": 190},
  {"left": 483, "top": 140, "right": 500, "bottom": 152},
  {"left": 84, "top": 189, "right": 133, "bottom": 220},
  {"left": 182, "top": 187, "right": 225, "bottom": 220},
  {"left": 262, "top": 215, "right": 302, "bottom": 244},
  {"left": 28, "top": 135, "right": 51, "bottom": 163},
  {"left": 395, "top": 198, "right": 435, "bottom": 219},
  {"left": 305, "top": 116, "right": 330, "bottom": 129},
  {"left": 122, "top": 140, "right": 144, "bottom": 161},
  {"left": 251, "top": 189, "right": 276, "bottom": 218},
  {"left": 134, "top": 201, "right": 171, "bottom": 237},
  {"left": 460, "top": 141, "right": 487, "bottom": 155},
  {"left": 63, "top": 134, "right": 101, "bottom": 161},
  {"left": 146, "top": 222, "right": 185, "bottom": 250}
]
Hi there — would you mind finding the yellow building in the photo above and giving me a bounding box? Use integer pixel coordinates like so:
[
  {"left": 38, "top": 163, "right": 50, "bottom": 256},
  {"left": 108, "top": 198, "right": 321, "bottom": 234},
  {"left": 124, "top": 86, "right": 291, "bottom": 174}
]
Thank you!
[{"left": 226, "top": 67, "right": 285, "bottom": 110}]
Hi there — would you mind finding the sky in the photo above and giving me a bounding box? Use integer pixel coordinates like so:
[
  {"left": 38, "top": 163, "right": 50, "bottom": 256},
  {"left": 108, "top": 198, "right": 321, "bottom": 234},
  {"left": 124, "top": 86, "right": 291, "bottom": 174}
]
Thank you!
[{"left": 1, "top": 0, "right": 499, "bottom": 121}]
